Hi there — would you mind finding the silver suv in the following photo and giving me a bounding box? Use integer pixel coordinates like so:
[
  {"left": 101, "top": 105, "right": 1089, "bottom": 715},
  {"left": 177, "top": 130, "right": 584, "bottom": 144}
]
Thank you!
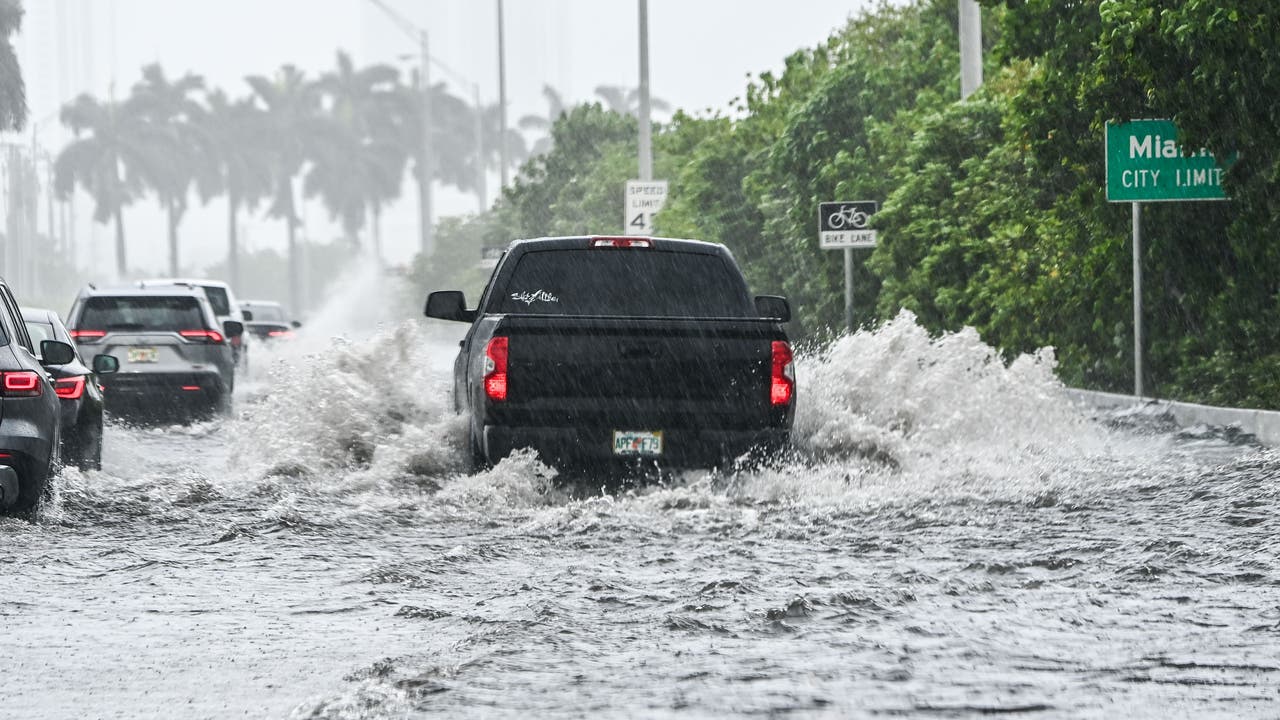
[
  {"left": 66, "top": 286, "right": 243, "bottom": 419},
  {"left": 137, "top": 278, "right": 252, "bottom": 370}
]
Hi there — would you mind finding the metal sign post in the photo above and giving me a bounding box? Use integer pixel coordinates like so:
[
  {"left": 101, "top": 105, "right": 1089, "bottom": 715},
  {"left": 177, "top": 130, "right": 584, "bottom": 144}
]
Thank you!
[
  {"left": 819, "top": 201, "right": 878, "bottom": 333},
  {"left": 1132, "top": 202, "right": 1143, "bottom": 398}
]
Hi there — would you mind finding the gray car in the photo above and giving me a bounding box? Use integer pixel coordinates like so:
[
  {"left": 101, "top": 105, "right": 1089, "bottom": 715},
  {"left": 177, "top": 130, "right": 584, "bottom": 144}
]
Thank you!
[{"left": 66, "top": 286, "right": 244, "bottom": 420}]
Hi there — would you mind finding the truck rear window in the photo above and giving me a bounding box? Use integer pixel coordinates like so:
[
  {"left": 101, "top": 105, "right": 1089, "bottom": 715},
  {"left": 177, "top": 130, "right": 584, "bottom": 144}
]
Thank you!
[
  {"left": 80, "top": 296, "right": 206, "bottom": 332},
  {"left": 495, "top": 250, "right": 752, "bottom": 317}
]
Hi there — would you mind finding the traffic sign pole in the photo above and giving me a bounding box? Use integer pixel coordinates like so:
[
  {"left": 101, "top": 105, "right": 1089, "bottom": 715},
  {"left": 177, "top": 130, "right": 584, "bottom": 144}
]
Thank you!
[
  {"left": 1132, "top": 202, "right": 1143, "bottom": 398},
  {"left": 844, "top": 248, "right": 854, "bottom": 332}
]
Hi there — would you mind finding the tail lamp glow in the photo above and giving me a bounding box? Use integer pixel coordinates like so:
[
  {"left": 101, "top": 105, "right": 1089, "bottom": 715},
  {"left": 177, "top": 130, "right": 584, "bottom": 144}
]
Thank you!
[
  {"left": 770, "top": 341, "right": 795, "bottom": 406},
  {"left": 2, "top": 371, "right": 42, "bottom": 397},
  {"left": 180, "top": 329, "right": 225, "bottom": 344},
  {"left": 483, "top": 336, "right": 509, "bottom": 402},
  {"left": 54, "top": 375, "right": 86, "bottom": 400},
  {"left": 70, "top": 329, "right": 106, "bottom": 343}
]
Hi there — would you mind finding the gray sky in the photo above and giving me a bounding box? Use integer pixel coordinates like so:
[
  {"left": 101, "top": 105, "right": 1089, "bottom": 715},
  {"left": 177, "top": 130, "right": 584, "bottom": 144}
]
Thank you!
[{"left": 18, "top": 0, "right": 878, "bottom": 274}]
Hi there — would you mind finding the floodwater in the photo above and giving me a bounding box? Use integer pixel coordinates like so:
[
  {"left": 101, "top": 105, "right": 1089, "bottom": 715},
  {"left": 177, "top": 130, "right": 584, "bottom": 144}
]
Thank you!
[{"left": 1, "top": 268, "right": 1277, "bottom": 719}]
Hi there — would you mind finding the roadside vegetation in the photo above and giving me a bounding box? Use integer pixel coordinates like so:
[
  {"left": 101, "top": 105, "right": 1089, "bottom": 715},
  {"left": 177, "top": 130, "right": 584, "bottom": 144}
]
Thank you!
[
  {"left": 26, "top": 0, "right": 1280, "bottom": 408},
  {"left": 437, "top": 0, "right": 1280, "bottom": 409}
]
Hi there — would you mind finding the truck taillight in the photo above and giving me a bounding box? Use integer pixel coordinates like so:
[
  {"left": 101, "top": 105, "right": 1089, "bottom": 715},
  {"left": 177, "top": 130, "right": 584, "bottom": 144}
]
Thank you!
[
  {"left": 770, "top": 341, "right": 794, "bottom": 406},
  {"left": 484, "top": 336, "right": 509, "bottom": 402},
  {"left": 70, "top": 329, "right": 106, "bottom": 343},
  {"left": 591, "top": 237, "right": 652, "bottom": 248}
]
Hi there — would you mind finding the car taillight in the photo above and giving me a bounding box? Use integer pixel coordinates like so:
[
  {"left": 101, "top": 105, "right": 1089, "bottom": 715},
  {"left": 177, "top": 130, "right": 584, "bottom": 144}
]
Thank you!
[
  {"left": 770, "top": 341, "right": 795, "bottom": 406},
  {"left": 591, "top": 236, "right": 652, "bottom": 248},
  {"left": 483, "top": 336, "right": 509, "bottom": 402},
  {"left": 180, "top": 329, "right": 224, "bottom": 344},
  {"left": 2, "top": 371, "right": 42, "bottom": 397},
  {"left": 54, "top": 375, "right": 86, "bottom": 400},
  {"left": 70, "top": 329, "right": 106, "bottom": 343},
  {"left": 267, "top": 330, "right": 295, "bottom": 339}
]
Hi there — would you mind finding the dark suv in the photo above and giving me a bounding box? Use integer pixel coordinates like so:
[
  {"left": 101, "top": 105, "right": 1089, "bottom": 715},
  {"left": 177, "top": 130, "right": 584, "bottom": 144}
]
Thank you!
[
  {"left": 66, "top": 286, "right": 243, "bottom": 419},
  {"left": 0, "top": 277, "right": 79, "bottom": 514}
]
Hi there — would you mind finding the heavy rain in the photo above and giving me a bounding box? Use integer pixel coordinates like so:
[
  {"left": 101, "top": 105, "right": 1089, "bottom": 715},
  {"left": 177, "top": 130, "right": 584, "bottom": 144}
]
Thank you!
[{"left": 2, "top": 1, "right": 1278, "bottom": 718}]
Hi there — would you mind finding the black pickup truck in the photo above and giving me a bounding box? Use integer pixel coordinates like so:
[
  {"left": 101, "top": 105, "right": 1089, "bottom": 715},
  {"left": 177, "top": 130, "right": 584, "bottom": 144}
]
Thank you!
[{"left": 425, "top": 236, "right": 795, "bottom": 471}]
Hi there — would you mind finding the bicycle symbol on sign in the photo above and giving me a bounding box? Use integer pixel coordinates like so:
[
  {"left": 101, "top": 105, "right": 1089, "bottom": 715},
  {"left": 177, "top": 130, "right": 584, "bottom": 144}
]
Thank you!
[{"left": 827, "top": 205, "right": 870, "bottom": 230}]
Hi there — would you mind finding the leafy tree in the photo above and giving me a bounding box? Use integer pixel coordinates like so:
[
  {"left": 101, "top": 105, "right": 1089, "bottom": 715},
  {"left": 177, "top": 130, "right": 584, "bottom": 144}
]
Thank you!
[
  {"left": 593, "top": 85, "right": 671, "bottom": 118},
  {"left": 307, "top": 51, "right": 405, "bottom": 256},
  {"left": 55, "top": 94, "right": 164, "bottom": 276},
  {"left": 0, "top": 0, "right": 23, "bottom": 131},
  {"left": 128, "top": 64, "right": 207, "bottom": 276},
  {"left": 247, "top": 65, "right": 322, "bottom": 314},
  {"left": 196, "top": 89, "right": 272, "bottom": 291},
  {"left": 517, "top": 84, "right": 569, "bottom": 156}
]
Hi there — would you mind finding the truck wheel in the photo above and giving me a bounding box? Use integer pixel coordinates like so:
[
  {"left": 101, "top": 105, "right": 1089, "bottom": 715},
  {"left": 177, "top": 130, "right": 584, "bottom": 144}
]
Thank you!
[{"left": 466, "top": 427, "right": 489, "bottom": 474}]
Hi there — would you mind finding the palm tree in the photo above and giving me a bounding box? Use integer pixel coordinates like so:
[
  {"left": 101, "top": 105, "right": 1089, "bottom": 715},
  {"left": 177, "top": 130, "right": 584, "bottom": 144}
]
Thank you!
[
  {"left": 593, "top": 85, "right": 671, "bottom": 118},
  {"left": 0, "top": 0, "right": 25, "bottom": 131},
  {"left": 128, "top": 64, "right": 207, "bottom": 276},
  {"left": 481, "top": 100, "right": 527, "bottom": 196},
  {"left": 307, "top": 52, "right": 406, "bottom": 259},
  {"left": 247, "top": 65, "right": 322, "bottom": 315},
  {"left": 195, "top": 89, "right": 272, "bottom": 291},
  {"left": 54, "top": 93, "right": 165, "bottom": 276},
  {"left": 517, "top": 84, "right": 568, "bottom": 156}
]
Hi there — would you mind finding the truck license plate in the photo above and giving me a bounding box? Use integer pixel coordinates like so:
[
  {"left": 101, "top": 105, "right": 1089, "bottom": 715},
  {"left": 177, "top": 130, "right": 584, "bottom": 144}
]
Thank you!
[
  {"left": 613, "top": 430, "right": 663, "bottom": 456},
  {"left": 127, "top": 347, "right": 158, "bottom": 363}
]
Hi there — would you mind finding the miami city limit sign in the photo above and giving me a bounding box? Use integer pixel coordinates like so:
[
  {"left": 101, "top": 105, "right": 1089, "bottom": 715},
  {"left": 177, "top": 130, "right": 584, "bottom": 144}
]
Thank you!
[{"left": 1106, "top": 119, "right": 1231, "bottom": 202}]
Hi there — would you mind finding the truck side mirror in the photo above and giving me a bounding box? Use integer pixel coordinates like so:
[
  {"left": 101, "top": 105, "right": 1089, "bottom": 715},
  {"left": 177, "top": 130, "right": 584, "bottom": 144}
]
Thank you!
[
  {"left": 425, "top": 291, "right": 477, "bottom": 323},
  {"left": 754, "top": 295, "right": 791, "bottom": 322},
  {"left": 222, "top": 320, "right": 245, "bottom": 338}
]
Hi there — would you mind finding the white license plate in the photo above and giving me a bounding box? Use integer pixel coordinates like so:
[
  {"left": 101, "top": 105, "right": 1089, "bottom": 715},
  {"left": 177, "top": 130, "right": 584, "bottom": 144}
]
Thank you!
[
  {"left": 127, "top": 347, "right": 158, "bottom": 363},
  {"left": 613, "top": 430, "right": 663, "bottom": 456}
]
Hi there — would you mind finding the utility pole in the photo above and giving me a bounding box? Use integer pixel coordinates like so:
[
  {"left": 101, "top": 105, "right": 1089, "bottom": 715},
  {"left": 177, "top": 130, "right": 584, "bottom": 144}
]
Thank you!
[
  {"left": 366, "top": 0, "right": 435, "bottom": 259},
  {"left": 637, "top": 0, "right": 652, "bottom": 181},
  {"left": 419, "top": 28, "right": 434, "bottom": 259},
  {"left": 959, "top": 0, "right": 982, "bottom": 99},
  {"left": 497, "top": 0, "right": 509, "bottom": 189},
  {"left": 474, "top": 84, "right": 487, "bottom": 212}
]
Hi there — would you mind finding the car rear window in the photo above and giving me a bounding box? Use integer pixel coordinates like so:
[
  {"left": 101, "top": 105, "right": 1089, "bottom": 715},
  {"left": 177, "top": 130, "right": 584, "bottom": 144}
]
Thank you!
[
  {"left": 80, "top": 296, "right": 206, "bottom": 332},
  {"left": 494, "top": 250, "right": 752, "bottom": 317},
  {"left": 247, "top": 304, "right": 284, "bottom": 322},
  {"left": 202, "top": 286, "right": 232, "bottom": 316},
  {"left": 25, "top": 321, "right": 55, "bottom": 345}
]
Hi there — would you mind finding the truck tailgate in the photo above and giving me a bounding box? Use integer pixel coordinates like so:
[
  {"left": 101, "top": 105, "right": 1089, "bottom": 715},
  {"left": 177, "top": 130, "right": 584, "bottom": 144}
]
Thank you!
[{"left": 493, "top": 315, "right": 783, "bottom": 426}]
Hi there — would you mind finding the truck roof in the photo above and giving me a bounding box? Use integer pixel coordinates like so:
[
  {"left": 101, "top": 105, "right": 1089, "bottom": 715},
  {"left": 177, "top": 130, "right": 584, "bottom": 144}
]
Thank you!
[{"left": 508, "top": 236, "right": 729, "bottom": 256}]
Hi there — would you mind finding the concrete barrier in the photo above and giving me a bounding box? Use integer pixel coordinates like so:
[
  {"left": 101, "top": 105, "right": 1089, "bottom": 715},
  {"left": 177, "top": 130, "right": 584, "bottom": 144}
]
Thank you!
[{"left": 1064, "top": 388, "right": 1280, "bottom": 446}]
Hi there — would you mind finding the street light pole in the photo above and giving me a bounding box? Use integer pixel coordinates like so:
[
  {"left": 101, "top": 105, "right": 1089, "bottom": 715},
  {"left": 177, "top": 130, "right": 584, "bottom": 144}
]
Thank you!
[
  {"left": 637, "top": 0, "right": 652, "bottom": 181},
  {"left": 419, "top": 29, "right": 435, "bottom": 259},
  {"left": 497, "top": 0, "right": 509, "bottom": 189},
  {"left": 959, "top": 0, "right": 982, "bottom": 99}
]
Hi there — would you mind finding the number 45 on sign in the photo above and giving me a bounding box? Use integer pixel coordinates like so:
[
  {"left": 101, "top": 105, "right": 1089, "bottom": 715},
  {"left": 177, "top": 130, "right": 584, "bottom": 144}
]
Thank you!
[{"left": 624, "top": 180, "right": 669, "bottom": 235}]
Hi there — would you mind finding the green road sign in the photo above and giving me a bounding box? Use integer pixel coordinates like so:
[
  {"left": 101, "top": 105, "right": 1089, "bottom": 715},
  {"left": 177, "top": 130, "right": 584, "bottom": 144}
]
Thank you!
[{"left": 1106, "top": 119, "right": 1232, "bottom": 202}]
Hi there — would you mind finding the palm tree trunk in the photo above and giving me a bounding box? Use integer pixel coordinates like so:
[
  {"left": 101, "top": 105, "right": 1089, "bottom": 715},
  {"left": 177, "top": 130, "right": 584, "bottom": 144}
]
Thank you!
[
  {"left": 371, "top": 201, "right": 382, "bottom": 267},
  {"left": 113, "top": 205, "right": 127, "bottom": 278},
  {"left": 228, "top": 193, "right": 240, "bottom": 291},
  {"left": 284, "top": 178, "right": 300, "bottom": 316},
  {"left": 167, "top": 197, "right": 179, "bottom": 276}
]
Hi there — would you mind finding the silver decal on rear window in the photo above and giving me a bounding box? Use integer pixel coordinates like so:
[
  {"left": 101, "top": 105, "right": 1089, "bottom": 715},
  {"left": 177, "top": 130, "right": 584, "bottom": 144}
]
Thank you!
[{"left": 510, "top": 290, "right": 559, "bottom": 305}]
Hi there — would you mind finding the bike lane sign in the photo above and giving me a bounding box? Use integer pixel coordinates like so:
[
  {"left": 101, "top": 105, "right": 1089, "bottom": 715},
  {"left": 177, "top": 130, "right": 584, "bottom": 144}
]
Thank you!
[{"left": 819, "top": 201, "right": 878, "bottom": 248}]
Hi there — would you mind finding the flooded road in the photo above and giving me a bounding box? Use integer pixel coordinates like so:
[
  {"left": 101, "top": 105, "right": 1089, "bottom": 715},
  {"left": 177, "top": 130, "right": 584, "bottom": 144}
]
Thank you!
[{"left": 2, "top": 296, "right": 1278, "bottom": 718}]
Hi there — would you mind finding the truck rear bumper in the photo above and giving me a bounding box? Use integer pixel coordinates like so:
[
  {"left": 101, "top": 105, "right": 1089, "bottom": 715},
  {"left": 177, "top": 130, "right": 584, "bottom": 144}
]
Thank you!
[{"left": 482, "top": 424, "right": 789, "bottom": 470}]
